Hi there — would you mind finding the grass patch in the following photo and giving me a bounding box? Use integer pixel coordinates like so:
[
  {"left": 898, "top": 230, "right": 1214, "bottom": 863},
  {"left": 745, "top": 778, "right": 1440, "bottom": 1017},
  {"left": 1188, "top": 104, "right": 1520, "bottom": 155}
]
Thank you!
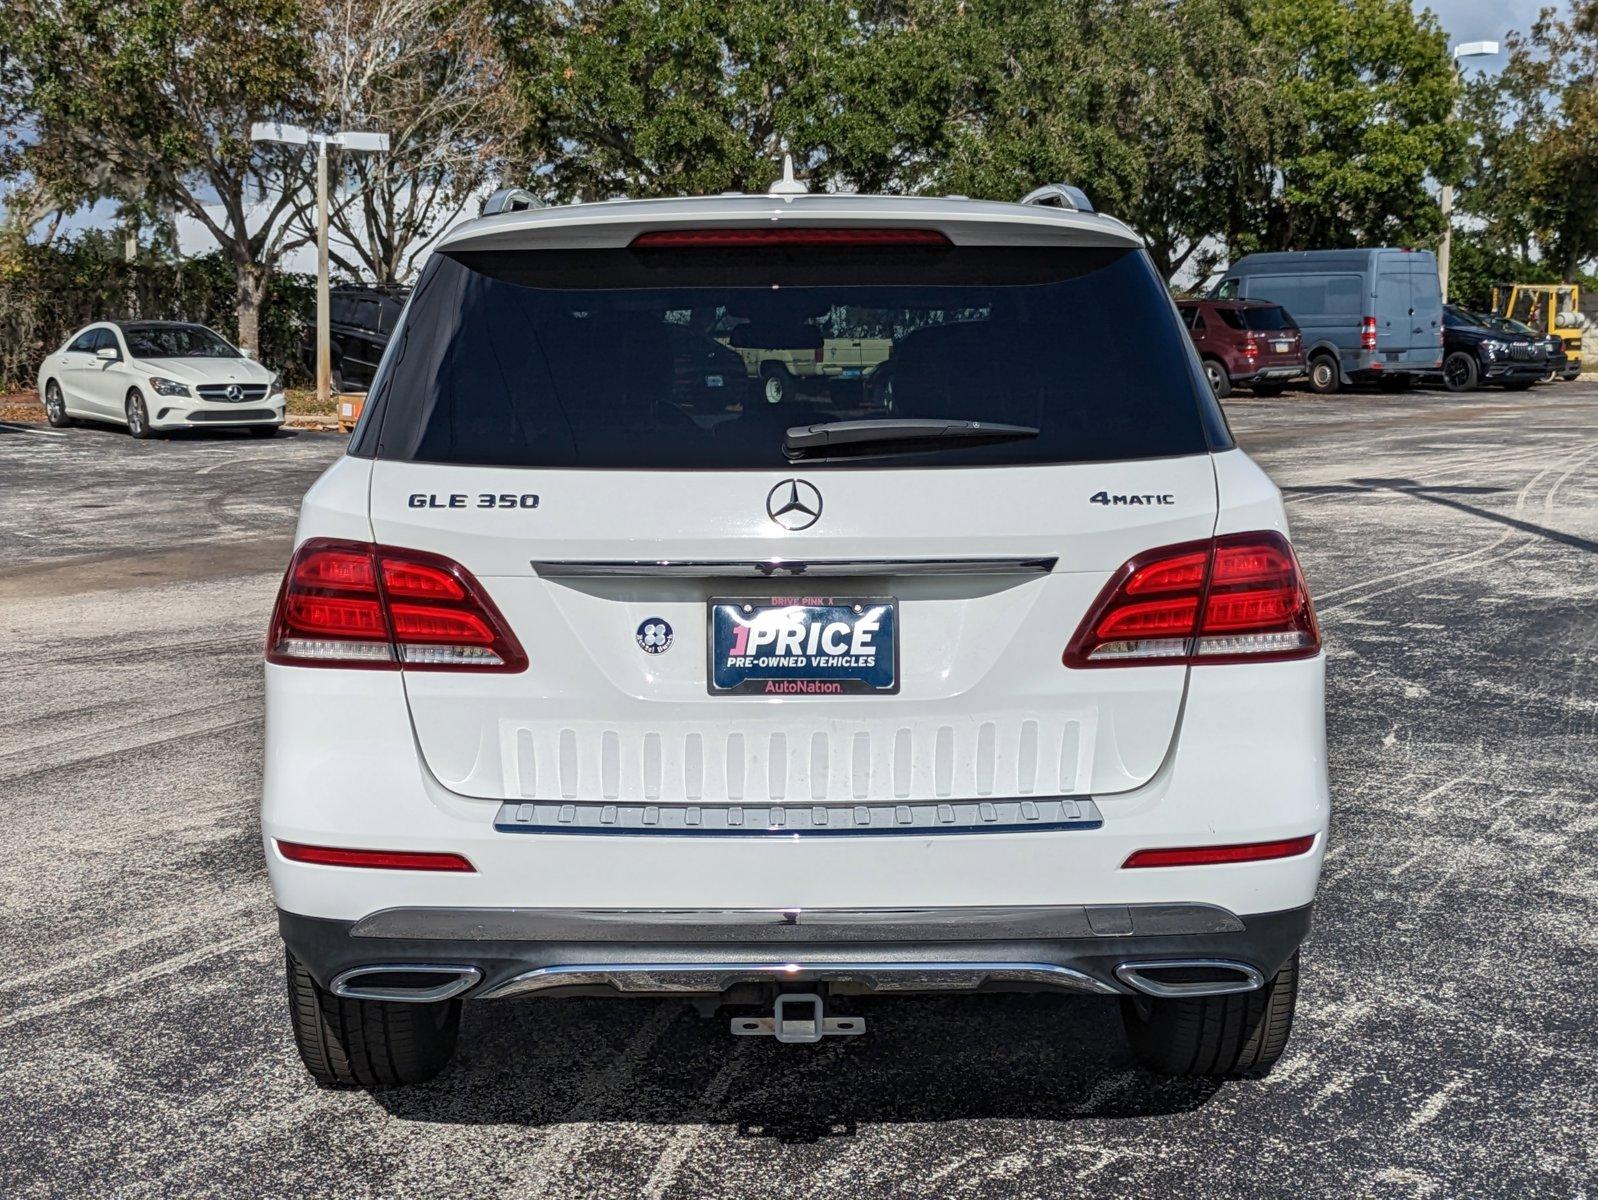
[{"left": 285, "top": 389, "right": 340, "bottom": 417}]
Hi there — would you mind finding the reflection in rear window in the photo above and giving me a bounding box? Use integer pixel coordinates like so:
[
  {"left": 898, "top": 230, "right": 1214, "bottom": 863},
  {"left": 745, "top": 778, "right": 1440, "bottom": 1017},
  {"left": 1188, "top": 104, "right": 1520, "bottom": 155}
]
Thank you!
[
  {"left": 364, "top": 245, "right": 1224, "bottom": 469},
  {"left": 1216, "top": 306, "right": 1297, "bottom": 332}
]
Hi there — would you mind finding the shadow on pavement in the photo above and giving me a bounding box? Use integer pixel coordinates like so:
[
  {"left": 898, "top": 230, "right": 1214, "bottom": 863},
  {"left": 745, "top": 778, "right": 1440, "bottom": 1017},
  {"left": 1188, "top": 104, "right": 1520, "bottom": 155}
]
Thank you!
[
  {"left": 371, "top": 992, "right": 1221, "bottom": 1141},
  {"left": 1347, "top": 476, "right": 1598, "bottom": 555}
]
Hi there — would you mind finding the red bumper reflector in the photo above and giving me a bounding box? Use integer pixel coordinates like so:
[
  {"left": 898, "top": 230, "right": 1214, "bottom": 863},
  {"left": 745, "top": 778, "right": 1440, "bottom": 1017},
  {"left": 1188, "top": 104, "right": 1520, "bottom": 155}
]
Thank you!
[
  {"left": 276, "top": 841, "right": 475, "bottom": 872},
  {"left": 1122, "top": 835, "right": 1316, "bottom": 869},
  {"left": 630, "top": 227, "right": 951, "bottom": 248}
]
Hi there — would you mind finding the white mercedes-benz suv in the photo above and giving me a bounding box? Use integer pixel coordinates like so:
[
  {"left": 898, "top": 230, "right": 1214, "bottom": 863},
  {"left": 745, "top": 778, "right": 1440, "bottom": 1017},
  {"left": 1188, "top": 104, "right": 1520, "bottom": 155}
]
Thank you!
[
  {"left": 263, "top": 181, "right": 1327, "bottom": 1087},
  {"left": 37, "top": 320, "right": 285, "bottom": 437}
]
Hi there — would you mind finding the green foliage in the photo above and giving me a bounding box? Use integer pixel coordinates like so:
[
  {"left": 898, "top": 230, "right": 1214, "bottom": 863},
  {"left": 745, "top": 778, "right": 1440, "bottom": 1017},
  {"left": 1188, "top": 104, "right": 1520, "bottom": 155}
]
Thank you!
[
  {"left": 0, "top": 234, "right": 313, "bottom": 390},
  {"left": 1460, "top": 1, "right": 1598, "bottom": 280},
  {"left": 491, "top": 0, "right": 861, "bottom": 199},
  {"left": 1443, "top": 234, "right": 1561, "bottom": 313},
  {"left": 1, "top": 0, "right": 318, "bottom": 349},
  {"left": 1244, "top": 0, "right": 1460, "bottom": 253},
  {"left": 486, "top": 0, "right": 1461, "bottom": 277}
]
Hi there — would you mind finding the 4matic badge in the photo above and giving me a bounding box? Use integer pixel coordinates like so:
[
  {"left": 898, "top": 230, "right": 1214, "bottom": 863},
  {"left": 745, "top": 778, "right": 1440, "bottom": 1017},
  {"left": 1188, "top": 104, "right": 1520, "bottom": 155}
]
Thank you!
[{"left": 1090, "top": 491, "right": 1175, "bottom": 506}]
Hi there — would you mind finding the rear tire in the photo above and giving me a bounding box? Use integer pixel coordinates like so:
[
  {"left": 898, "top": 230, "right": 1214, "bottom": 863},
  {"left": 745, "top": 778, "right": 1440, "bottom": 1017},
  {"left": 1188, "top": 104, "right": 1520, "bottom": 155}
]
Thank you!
[
  {"left": 284, "top": 950, "right": 461, "bottom": 1088},
  {"left": 1201, "top": 358, "right": 1232, "bottom": 399},
  {"left": 1443, "top": 351, "right": 1478, "bottom": 393},
  {"left": 1120, "top": 951, "right": 1300, "bottom": 1078},
  {"left": 1307, "top": 354, "right": 1340, "bottom": 394},
  {"left": 760, "top": 363, "right": 791, "bottom": 405},
  {"left": 44, "top": 381, "right": 73, "bottom": 427}
]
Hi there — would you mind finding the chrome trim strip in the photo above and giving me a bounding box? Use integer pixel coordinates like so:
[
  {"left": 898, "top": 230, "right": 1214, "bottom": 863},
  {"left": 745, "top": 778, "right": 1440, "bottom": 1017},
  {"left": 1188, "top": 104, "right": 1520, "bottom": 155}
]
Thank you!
[
  {"left": 328, "top": 964, "right": 482, "bottom": 1003},
  {"left": 1113, "top": 959, "right": 1264, "bottom": 998},
  {"left": 530, "top": 556, "right": 1057, "bottom": 579},
  {"left": 494, "top": 796, "right": 1101, "bottom": 836},
  {"left": 479, "top": 961, "right": 1119, "bottom": 1001},
  {"left": 350, "top": 902, "right": 1245, "bottom": 943}
]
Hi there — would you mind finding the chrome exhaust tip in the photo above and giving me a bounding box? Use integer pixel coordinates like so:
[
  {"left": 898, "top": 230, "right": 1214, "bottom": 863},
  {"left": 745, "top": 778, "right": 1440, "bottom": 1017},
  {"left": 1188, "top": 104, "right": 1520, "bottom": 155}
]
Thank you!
[
  {"left": 329, "top": 964, "right": 482, "bottom": 1003},
  {"left": 1113, "top": 959, "right": 1264, "bottom": 998}
]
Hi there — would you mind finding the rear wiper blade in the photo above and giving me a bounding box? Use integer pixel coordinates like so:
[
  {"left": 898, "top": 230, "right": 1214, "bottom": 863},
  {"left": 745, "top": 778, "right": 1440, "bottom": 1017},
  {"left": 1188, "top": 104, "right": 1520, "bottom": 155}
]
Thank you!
[{"left": 783, "top": 418, "right": 1040, "bottom": 461}]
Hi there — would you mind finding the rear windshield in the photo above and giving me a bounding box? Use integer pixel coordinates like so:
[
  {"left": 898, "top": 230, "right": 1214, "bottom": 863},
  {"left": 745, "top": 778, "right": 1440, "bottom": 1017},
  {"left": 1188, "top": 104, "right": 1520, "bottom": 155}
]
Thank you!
[
  {"left": 1216, "top": 306, "right": 1297, "bottom": 332},
  {"left": 360, "top": 243, "right": 1227, "bottom": 469}
]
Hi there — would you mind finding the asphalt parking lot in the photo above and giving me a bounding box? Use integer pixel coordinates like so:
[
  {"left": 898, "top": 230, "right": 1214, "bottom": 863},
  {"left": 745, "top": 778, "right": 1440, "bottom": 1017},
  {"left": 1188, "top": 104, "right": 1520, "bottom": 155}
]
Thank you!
[{"left": 1, "top": 389, "right": 1595, "bottom": 1198}]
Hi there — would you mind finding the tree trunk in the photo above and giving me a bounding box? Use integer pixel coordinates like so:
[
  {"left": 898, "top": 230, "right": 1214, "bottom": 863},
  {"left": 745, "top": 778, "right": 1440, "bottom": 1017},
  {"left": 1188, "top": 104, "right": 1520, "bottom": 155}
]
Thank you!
[{"left": 235, "top": 264, "right": 269, "bottom": 357}]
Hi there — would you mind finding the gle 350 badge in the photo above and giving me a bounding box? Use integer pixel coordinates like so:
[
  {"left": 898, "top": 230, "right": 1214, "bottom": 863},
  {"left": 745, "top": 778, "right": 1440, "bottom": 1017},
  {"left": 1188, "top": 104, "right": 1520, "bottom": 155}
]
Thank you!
[{"left": 709, "top": 597, "right": 899, "bottom": 695}]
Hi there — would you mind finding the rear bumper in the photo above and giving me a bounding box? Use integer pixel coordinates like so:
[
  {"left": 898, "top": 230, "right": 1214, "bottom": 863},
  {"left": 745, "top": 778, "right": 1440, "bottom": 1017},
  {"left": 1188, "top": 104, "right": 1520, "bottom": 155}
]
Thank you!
[
  {"left": 278, "top": 902, "right": 1314, "bottom": 1000},
  {"left": 263, "top": 655, "right": 1330, "bottom": 923},
  {"left": 1233, "top": 364, "right": 1306, "bottom": 384}
]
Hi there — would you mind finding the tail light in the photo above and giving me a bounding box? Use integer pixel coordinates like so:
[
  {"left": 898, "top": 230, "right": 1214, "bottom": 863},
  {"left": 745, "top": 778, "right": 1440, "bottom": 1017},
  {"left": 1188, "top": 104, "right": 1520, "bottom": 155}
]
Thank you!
[
  {"left": 1063, "top": 531, "right": 1320, "bottom": 667},
  {"left": 814, "top": 347, "right": 825, "bottom": 363},
  {"left": 277, "top": 840, "right": 476, "bottom": 872},
  {"left": 1122, "top": 835, "right": 1316, "bottom": 868},
  {"left": 630, "top": 228, "right": 951, "bottom": 249},
  {"left": 1242, "top": 335, "right": 1259, "bottom": 359},
  {"left": 1360, "top": 316, "right": 1378, "bottom": 350},
  {"left": 267, "top": 538, "right": 527, "bottom": 671}
]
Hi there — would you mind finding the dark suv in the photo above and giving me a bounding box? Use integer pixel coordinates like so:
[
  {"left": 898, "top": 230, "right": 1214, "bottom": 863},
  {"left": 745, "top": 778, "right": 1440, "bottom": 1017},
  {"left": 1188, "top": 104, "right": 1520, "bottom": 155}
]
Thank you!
[
  {"left": 301, "top": 285, "right": 410, "bottom": 392},
  {"left": 1436, "top": 305, "right": 1548, "bottom": 392},
  {"left": 1176, "top": 299, "right": 1306, "bottom": 397}
]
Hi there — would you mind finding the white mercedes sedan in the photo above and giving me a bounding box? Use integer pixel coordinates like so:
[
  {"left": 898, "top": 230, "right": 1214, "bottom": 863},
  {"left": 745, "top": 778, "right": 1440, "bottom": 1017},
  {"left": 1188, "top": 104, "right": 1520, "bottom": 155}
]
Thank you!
[{"left": 37, "top": 320, "right": 286, "bottom": 438}]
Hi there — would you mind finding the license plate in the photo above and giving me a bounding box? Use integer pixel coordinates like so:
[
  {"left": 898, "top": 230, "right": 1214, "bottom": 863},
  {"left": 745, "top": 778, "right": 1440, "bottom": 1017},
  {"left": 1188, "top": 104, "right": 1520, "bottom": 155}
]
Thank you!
[
  {"left": 709, "top": 597, "right": 898, "bottom": 695},
  {"left": 1273, "top": 340, "right": 1291, "bottom": 353}
]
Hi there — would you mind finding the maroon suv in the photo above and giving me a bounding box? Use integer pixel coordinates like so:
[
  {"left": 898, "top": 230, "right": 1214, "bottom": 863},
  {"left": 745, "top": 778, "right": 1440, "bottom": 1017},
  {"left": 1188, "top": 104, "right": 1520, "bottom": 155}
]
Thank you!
[{"left": 1177, "top": 299, "right": 1307, "bottom": 397}]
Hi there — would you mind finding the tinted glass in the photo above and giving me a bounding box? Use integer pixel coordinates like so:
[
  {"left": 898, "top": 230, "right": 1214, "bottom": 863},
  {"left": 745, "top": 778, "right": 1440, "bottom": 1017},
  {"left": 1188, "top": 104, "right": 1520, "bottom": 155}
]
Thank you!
[
  {"left": 368, "top": 245, "right": 1223, "bottom": 469},
  {"left": 123, "top": 324, "right": 239, "bottom": 358},
  {"left": 1250, "top": 274, "right": 1362, "bottom": 318},
  {"left": 1217, "top": 305, "right": 1297, "bottom": 331},
  {"left": 89, "top": 328, "right": 117, "bottom": 354},
  {"left": 66, "top": 330, "right": 98, "bottom": 353}
]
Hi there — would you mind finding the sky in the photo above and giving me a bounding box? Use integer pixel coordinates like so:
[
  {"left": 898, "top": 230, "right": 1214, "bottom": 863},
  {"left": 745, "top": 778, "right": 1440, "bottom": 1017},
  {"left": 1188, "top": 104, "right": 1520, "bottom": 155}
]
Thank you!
[{"left": 1428, "top": 0, "right": 1548, "bottom": 70}]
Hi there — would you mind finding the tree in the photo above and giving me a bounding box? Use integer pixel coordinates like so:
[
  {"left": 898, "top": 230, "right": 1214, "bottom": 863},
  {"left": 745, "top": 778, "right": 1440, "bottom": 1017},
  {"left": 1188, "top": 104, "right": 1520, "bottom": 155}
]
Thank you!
[
  {"left": 487, "top": 0, "right": 862, "bottom": 200},
  {"left": 309, "top": 0, "right": 513, "bottom": 284},
  {"left": 1243, "top": 0, "right": 1462, "bottom": 254},
  {"left": 0, "top": 0, "right": 317, "bottom": 352},
  {"left": 1460, "top": 2, "right": 1598, "bottom": 281},
  {"left": 866, "top": 0, "right": 1290, "bottom": 281}
]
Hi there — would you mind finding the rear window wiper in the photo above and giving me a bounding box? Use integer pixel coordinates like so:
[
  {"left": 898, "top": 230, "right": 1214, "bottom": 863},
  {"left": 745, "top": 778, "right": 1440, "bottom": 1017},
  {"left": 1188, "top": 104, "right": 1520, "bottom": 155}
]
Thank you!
[{"left": 783, "top": 418, "right": 1040, "bottom": 462}]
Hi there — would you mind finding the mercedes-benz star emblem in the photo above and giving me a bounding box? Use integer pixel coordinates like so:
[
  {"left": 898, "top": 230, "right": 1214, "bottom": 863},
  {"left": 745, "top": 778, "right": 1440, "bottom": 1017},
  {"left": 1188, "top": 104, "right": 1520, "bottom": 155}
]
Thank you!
[
  {"left": 766, "top": 479, "right": 822, "bottom": 530},
  {"left": 225, "top": 384, "right": 242, "bottom": 401}
]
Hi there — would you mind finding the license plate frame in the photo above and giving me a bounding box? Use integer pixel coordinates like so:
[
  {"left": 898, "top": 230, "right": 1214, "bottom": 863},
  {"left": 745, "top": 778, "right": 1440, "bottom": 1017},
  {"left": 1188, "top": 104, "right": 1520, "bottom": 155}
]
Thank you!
[{"left": 707, "top": 596, "right": 899, "bottom": 696}]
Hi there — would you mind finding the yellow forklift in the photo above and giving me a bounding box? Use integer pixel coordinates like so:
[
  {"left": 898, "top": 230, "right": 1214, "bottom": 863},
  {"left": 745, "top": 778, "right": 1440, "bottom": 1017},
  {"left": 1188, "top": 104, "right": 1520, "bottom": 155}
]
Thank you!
[{"left": 1489, "top": 283, "right": 1585, "bottom": 380}]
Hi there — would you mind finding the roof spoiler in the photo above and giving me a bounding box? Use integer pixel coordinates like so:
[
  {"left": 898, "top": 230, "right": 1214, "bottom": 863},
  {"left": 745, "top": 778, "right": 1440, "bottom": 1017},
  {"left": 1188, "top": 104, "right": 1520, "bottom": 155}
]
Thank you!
[
  {"left": 481, "top": 187, "right": 545, "bottom": 217},
  {"left": 1019, "top": 183, "right": 1095, "bottom": 214}
]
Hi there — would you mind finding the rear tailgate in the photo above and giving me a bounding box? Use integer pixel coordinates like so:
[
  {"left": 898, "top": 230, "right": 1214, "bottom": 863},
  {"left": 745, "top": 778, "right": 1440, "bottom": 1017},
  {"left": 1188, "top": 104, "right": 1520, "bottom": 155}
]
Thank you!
[
  {"left": 371, "top": 457, "right": 1217, "bottom": 801},
  {"left": 357, "top": 201, "right": 1227, "bottom": 807}
]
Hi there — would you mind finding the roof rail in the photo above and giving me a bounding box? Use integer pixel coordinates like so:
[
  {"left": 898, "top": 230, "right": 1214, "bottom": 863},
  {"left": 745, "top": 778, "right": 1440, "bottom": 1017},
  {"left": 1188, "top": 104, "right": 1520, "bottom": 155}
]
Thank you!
[
  {"left": 1019, "top": 183, "right": 1095, "bottom": 214},
  {"left": 481, "top": 187, "right": 545, "bottom": 216}
]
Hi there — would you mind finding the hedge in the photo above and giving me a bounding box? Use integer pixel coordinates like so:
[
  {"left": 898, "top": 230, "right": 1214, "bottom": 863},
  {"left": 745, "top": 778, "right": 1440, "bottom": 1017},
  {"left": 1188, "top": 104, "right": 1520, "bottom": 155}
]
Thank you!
[{"left": 0, "top": 232, "right": 313, "bottom": 391}]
